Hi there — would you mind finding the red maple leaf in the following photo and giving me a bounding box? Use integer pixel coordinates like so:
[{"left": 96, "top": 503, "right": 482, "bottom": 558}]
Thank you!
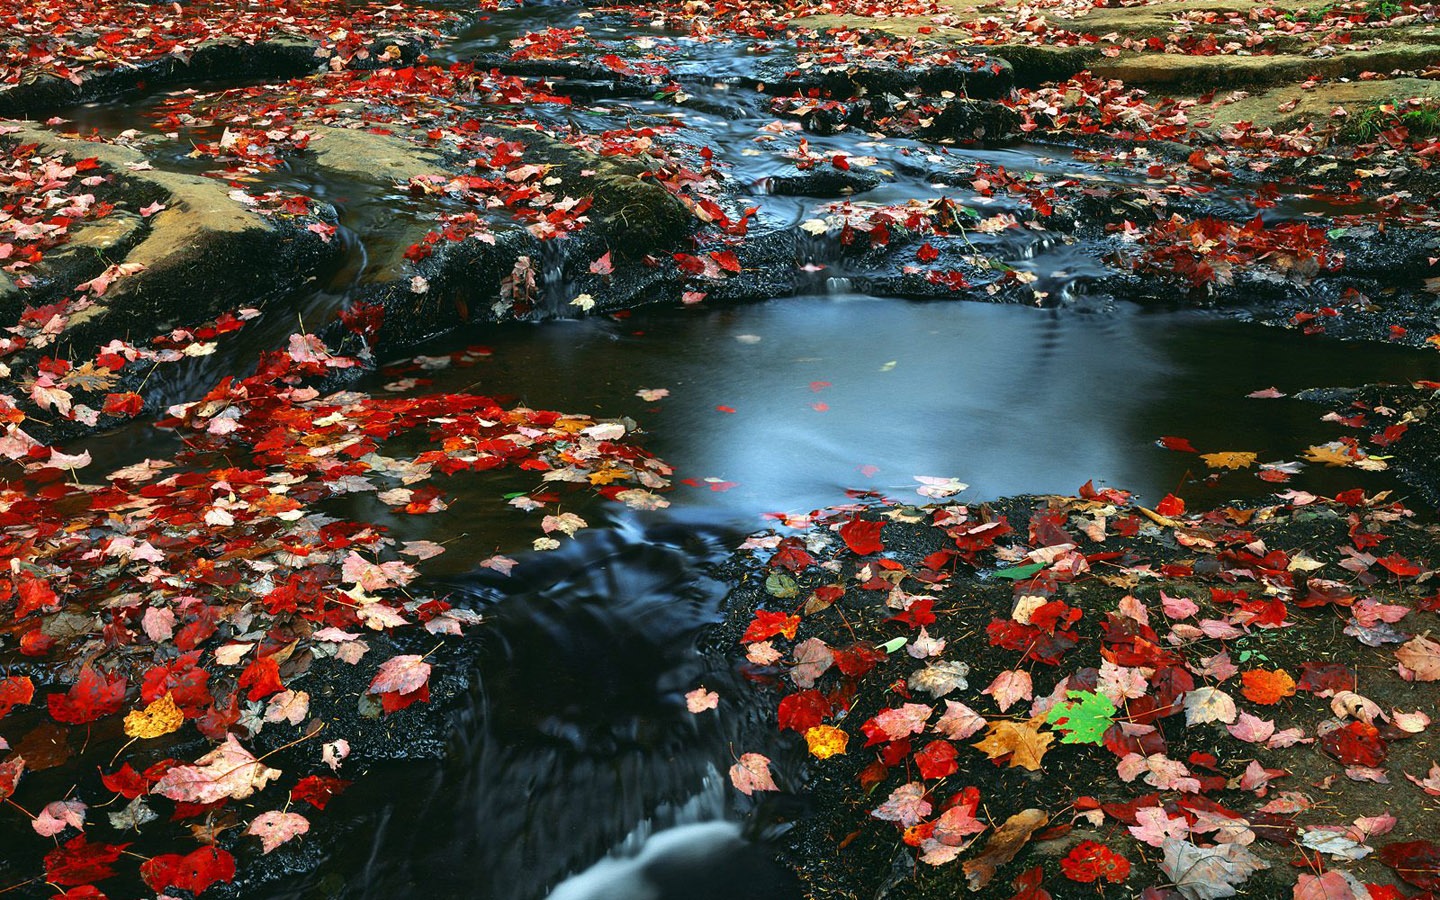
[
  {"left": 1320, "top": 721, "right": 1387, "bottom": 767},
  {"left": 0, "top": 675, "right": 34, "bottom": 718},
  {"left": 777, "top": 690, "right": 830, "bottom": 733},
  {"left": 840, "top": 517, "right": 885, "bottom": 556},
  {"left": 44, "top": 835, "right": 129, "bottom": 887},
  {"left": 48, "top": 667, "right": 127, "bottom": 725},
  {"left": 237, "top": 655, "right": 285, "bottom": 701},
  {"left": 140, "top": 846, "right": 236, "bottom": 895},
  {"left": 1378, "top": 841, "right": 1440, "bottom": 891},
  {"left": 742, "top": 609, "right": 801, "bottom": 643},
  {"left": 291, "top": 775, "right": 353, "bottom": 810},
  {"left": 888, "top": 598, "right": 936, "bottom": 629},
  {"left": 914, "top": 740, "right": 959, "bottom": 779},
  {"left": 1060, "top": 840, "right": 1130, "bottom": 884}
]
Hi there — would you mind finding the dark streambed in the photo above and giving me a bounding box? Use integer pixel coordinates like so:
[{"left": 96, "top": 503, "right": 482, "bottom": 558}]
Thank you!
[{"left": 171, "top": 292, "right": 1434, "bottom": 900}]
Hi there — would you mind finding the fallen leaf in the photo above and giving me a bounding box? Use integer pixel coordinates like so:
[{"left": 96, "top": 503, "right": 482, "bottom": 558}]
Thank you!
[
  {"left": 151, "top": 734, "right": 281, "bottom": 804},
  {"left": 963, "top": 808, "right": 1049, "bottom": 891},
  {"left": 1160, "top": 838, "right": 1269, "bottom": 899},
  {"left": 123, "top": 693, "right": 184, "bottom": 739},
  {"left": 247, "top": 811, "right": 310, "bottom": 854},
  {"left": 1200, "top": 451, "right": 1257, "bottom": 470},
  {"left": 973, "top": 718, "right": 1053, "bottom": 771},
  {"left": 729, "top": 753, "right": 778, "bottom": 796}
]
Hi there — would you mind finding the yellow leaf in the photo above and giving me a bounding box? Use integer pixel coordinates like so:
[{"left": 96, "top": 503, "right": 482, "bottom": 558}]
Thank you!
[
  {"left": 1302, "top": 443, "right": 1356, "bottom": 467},
  {"left": 124, "top": 692, "right": 184, "bottom": 739},
  {"left": 1200, "top": 451, "right": 1257, "bottom": 470},
  {"left": 972, "top": 717, "right": 1053, "bottom": 771},
  {"left": 804, "top": 725, "right": 848, "bottom": 760}
]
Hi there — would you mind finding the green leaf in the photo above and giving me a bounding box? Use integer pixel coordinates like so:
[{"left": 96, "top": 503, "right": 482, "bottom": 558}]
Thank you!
[
  {"left": 992, "top": 562, "right": 1045, "bottom": 581},
  {"left": 1044, "top": 690, "right": 1117, "bottom": 745},
  {"left": 765, "top": 571, "right": 799, "bottom": 599},
  {"left": 880, "top": 637, "right": 908, "bottom": 654}
]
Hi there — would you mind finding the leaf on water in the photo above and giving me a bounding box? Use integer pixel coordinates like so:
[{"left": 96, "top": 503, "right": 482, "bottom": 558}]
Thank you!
[
  {"left": 247, "top": 811, "right": 311, "bottom": 854},
  {"left": 1200, "top": 451, "right": 1257, "bottom": 470},
  {"left": 33, "top": 800, "right": 86, "bottom": 837},
  {"left": 871, "top": 782, "right": 931, "bottom": 827},
  {"left": 151, "top": 734, "right": 281, "bottom": 804},
  {"left": 123, "top": 693, "right": 184, "bottom": 740},
  {"left": 684, "top": 687, "right": 719, "bottom": 713},
  {"left": 729, "top": 753, "right": 778, "bottom": 796},
  {"left": 804, "top": 724, "right": 848, "bottom": 759}
]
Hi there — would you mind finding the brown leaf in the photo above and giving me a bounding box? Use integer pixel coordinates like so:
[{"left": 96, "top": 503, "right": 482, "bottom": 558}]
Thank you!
[
  {"left": 963, "top": 808, "right": 1049, "bottom": 890},
  {"left": 1397, "top": 635, "right": 1440, "bottom": 682},
  {"left": 973, "top": 718, "right": 1053, "bottom": 771},
  {"left": 1200, "top": 451, "right": 1257, "bottom": 470}
]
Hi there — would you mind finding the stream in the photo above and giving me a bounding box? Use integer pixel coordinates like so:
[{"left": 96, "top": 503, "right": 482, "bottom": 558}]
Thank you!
[{"left": 24, "top": 2, "right": 1440, "bottom": 898}]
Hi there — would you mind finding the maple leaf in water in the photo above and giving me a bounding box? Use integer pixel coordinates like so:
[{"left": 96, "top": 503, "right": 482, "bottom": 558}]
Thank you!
[
  {"left": 871, "top": 782, "right": 931, "bottom": 827},
  {"left": 247, "top": 811, "right": 311, "bottom": 854},
  {"left": 729, "top": 753, "right": 778, "bottom": 796},
  {"left": 1061, "top": 841, "right": 1130, "bottom": 884},
  {"left": 124, "top": 693, "right": 184, "bottom": 739},
  {"left": 804, "top": 724, "right": 848, "bottom": 759},
  {"left": 48, "top": 667, "right": 127, "bottom": 725},
  {"left": 151, "top": 734, "right": 281, "bottom": 804},
  {"left": 140, "top": 846, "right": 236, "bottom": 896}
]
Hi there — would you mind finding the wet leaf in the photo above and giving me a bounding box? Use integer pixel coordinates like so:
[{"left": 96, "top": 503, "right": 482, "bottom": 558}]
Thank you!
[
  {"left": 140, "top": 846, "right": 235, "bottom": 895},
  {"left": 151, "top": 734, "right": 281, "bottom": 804},
  {"left": 729, "top": 753, "right": 778, "bottom": 796},
  {"left": 871, "top": 782, "right": 931, "bottom": 827},
  {"left": 963, "top": 808, "right": 1049, "bottom": 891},
  {"left": 1378, "top": 840, "right": 1440, "bottom": 890},
  {"left": 1160, "top": 838, "right": 1269, "bottom": 899},
  {"left": 1240, "top": 669, "right": 1297, "bottom": 705},
  {"left": 1045, "top": 690, "right": 1117, "bottom": 745},
  {"left": 124, "top": 693, "right": 184, "bottom": 739},
  {"left": 973, "top": 718, "right": 1053, "bottom": 771},
  {"left": 1200, "top": 451, "right": 1257, "bottom": 470},
  {"left": 804, "top": 725, "right": 848, "bottom": 759},
  {"left": 1060, "top": 841, "right": 1130, "bottom": 884},
  {"left": 247, "top": 811, "right": 310, "bottom": 854}
]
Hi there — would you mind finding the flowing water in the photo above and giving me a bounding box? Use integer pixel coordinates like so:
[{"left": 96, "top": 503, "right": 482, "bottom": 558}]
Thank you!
[{"left": 35, "top": 4, "right": 1440, "bottom": 897}]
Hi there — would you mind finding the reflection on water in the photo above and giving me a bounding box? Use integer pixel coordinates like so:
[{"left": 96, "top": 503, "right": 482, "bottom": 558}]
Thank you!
[{"left": 344, "top": 295, "right": 1437, "bottom": 578}]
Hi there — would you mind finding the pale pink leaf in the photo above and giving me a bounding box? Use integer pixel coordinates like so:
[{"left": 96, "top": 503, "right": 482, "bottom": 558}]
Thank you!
[
  {"left": 983, "top": 670, "right": 1032, "bottom": 713},
  {"left": 368, "top": 655, "right": 431, "bottom": 696},
  {"left": 871, "top": 782, "right": 931, "bottom": 827},
  {"left": 685, "top": 687, "right": 719, "bottom": 713},
  {"left": 729, "top": 753, "right": 777, "bottom": 795},
  {"left": 247, "top": 810, "right": 310, "bottom": 854}
]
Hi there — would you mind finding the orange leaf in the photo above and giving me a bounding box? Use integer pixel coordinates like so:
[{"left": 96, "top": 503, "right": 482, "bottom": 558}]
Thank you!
[{"left": 1240, "top": 669, "right": 1297, "bottom": 705}]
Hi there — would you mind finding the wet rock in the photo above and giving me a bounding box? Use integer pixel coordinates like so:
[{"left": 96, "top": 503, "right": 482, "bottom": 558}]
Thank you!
[
  {"left": 1, "top": 39, "right": 329, "bottom": 119},
  {"left": 766, "top": 165, "right": 883, "bottom": 197},
  {"left": 2, "top": 123, "right": 342, "bottom": 354},
  {"left": 762, "top": 52, "right": 1015, "bottom": 102},
  {"left": 1297, "top": 383, "right": 1440, "bottom": 509}
]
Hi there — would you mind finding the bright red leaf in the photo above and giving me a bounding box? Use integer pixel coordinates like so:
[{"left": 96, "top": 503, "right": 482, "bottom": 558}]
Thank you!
[{"left": 48, "top": 667, "right": 126, "bottom": 725}]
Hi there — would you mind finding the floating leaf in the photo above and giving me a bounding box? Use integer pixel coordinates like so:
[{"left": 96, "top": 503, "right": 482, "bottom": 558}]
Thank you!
[{"left": 123, "top": 693, "right": 184, "bottom": 740}]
